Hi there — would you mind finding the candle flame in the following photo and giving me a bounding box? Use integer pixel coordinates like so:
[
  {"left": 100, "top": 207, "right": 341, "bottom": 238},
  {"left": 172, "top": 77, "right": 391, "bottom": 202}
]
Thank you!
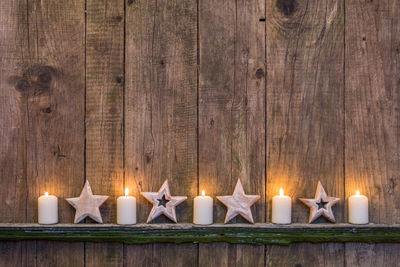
[
  {"left": 125, "top": 188, "right": 129, "bottom": 196},
  {"left": 279, "top": 188, "right": 284, "bottom": 196},
  {"left": 45, "top": 192, "right": 48, "bottom": 196},
  {"left": 201, "top": 190, "right": 205, "bottom": 197},
  {"left": 356, "top": 190, "right": 360, "bottom": 196}
]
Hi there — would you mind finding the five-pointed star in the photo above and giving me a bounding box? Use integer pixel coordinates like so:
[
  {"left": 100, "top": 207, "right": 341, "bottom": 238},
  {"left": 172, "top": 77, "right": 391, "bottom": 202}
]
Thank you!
[
  {"left": 141, "top": 180, "right": 187, "bottom": 223},
  {"left": 299, "top": 181, "right": 340, "bottom": 223},
  {"left": 66, "top": 180, "right": 109, "bottom": 223},
  {"left": 217, "top": 179, "right": 260, "bottom": 224}
]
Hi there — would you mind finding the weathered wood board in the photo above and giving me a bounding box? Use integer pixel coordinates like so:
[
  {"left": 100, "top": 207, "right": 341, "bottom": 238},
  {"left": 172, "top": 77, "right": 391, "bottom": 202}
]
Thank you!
[
  {"left": 1, "top": 0, "right": 86, "bottom": 265},
  {"left": 124, "top": 0, "right": 198, "bottom": 265},
  {"left": 0, "top": 0, "right": 399, "bottom": 266},
  {"left": 85, "top": 0, "right": 125, "bottom": 265},
  {"left": 344, "top": 0, "right": 400, "bottom": 263},
  {"left": 0, "top": 0, "right": 32, "bottom": 265},
  {"left": 265, "top": 0, "right": 345, "bottom": 265}
]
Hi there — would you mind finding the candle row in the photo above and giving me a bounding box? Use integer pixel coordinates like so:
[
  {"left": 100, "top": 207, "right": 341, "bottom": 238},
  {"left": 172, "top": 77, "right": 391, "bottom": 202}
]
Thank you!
[{"left": 38, "top": 188, "right": 368, "bottom": 225}]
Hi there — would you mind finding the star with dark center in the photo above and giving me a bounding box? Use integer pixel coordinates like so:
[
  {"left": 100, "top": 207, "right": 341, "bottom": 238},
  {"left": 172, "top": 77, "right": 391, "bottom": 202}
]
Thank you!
[
  {"left": 299, "top": 181, "right": 340, "bottom": 223},
  {"left": 141, "top": 180, "right": 187, "bottom": 223}
]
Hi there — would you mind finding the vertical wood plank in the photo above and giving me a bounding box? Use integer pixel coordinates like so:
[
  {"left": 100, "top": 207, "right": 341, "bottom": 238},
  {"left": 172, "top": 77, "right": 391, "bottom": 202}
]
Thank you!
[
  {"left": 36, "top": 241, "right": 84, "bottom": 267},
  {"left": 24, "top": 0, "right": 86, "bottom": 265},
  {"left": 345, "top": 243, "right": 400, "bottom": 267},
  {"left": 345, "top": 0, "right": 399, "bottom": 263},
  {"left": 1, "top": 1, "right": 39, "bottom": 265},
  {"left": 266, "top": 0, "right": 344, "bottom": 265},
  {"left": 0, "top": 241, "right": 34, "bottom": 267},
  {"left": 85, "top": 0, "right": 124, "bottom": 266},
  {"left": 125, "top": 0, "right": 198, "bottom": 265},
  {"left": 198, "top": 0, "right": 266, "bottom": 265},
  {"left": 345, "top": 0, "right": 400, "bottom": 226},
  {"left": 267, "top": 243, "right": 343, "bottom": 267},
  {"left": 0, "top": 0, "right": 28, "bottom": 224},
  {"left": 25, "top": 0, "right": 85, "bottom": 226}
]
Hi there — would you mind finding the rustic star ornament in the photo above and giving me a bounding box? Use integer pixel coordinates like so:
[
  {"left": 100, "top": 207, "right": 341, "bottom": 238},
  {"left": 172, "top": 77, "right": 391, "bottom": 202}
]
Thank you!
[
  {"left": 217, "top": 179, "right": 260, "bottom": 224},
  {"left": 141, "top": 180, "right": 187, "bottom": 223},
  {"left": 66, "top": 180, "right": 109, "bottom": 223},
  {"left": 299, "top": 181, "right": 340, "bottom": 223}
]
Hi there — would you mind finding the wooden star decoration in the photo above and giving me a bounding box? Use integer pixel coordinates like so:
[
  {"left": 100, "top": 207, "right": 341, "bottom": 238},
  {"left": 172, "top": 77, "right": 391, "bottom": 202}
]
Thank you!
[
  {"left": 141, "top": 180, "right": 187, "bottom": 223},
  {"left": 299, "top": 181, "right": 340, "bottom": 223},
  {"left": 66, "top": 180, "right": 109, "bottom": 223},
  {"left": 217, "top": 179, "right": 260, "bottom": 224}
]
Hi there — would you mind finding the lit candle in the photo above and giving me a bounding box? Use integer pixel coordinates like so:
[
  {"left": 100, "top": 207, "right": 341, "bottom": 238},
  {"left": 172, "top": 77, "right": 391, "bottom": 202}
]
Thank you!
[
  {"left": 193, "top": 190, "right": 213, "bottom": 225},
  {"left": 117, "top": 188, "right": 136, "bottom": 225},
  {"left": 348, "top": 190, "right": 368, "bottom": 224},
  {"left": 272, "top": 188, "right": 291, "bottom": 224},
  {"left": 38, "top": 192, "right": 58, "bottom": 224}
]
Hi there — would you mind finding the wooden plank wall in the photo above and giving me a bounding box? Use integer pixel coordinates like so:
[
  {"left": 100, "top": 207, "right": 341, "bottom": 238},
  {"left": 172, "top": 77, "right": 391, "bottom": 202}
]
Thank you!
[{"left": 0, "top": 0, "right": 399, "bottom": 266}]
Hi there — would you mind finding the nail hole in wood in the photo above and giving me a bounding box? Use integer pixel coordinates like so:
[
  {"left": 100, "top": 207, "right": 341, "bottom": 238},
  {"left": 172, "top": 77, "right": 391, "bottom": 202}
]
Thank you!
[
  {"left": 42, "top": 107, "right": 52, "bottom": 113},
  {"left": 116, "top": 76, "right": 123, "bottom": 84}
]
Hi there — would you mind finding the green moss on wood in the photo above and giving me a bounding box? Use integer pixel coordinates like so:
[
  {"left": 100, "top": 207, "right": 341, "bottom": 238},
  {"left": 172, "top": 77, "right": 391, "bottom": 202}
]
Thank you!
[{"left": 1, "top": 224, "right": 400, "bottom": 245}]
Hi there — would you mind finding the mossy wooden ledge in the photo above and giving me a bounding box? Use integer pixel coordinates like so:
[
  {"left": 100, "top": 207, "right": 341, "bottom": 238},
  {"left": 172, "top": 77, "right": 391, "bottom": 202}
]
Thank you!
[{"left": 1, "top": 224, "right": 400, "bottom": 245}]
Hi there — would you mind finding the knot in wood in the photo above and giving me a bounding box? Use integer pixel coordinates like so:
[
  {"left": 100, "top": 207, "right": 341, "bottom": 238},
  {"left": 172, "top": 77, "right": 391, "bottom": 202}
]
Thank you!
[
  {"left": 116, "top": 76, "right": 123, "bottom": 84},
  {"left": 276, "top": 0, "right": 297, "bottom": 16},
  {"left": 255, "top": 68, "right": 264, "bottom": 79},
  {"left": 38, "top": 71, "right": 52, "bottom": 84},
  {"left": 15, "top": 79, "right": 30, "bottom": 93}
]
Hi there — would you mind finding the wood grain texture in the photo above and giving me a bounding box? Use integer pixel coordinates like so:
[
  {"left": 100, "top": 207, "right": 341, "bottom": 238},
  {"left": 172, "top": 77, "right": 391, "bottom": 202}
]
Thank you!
[
  {"left": 25, "top": 0, "right": 85, "bottom": 224},
  {"left": 66, "top": 180, "right": 109, "bottom": 223},
  {"left": 0, "top": 0, "right": 27, "bottom": 226},
  {"left": 345, "top": 243, "right": 400, "bottom": 267},
  {"left": 25, "top": 0, "right": 86, "bottom": 265},
  {"left": 0, "top": 1, "right": 32, "bottom": 263},
  {"left": 6, "top": 223, "right": 400, "bottom": 244},
  {"left": 217, "top": 179, "right": 260, "bottom": 224},
  {"left": 266, "top": 0, "right": 344, "bottom": 224},
  {"left": 345, "top": 0, "right": 400, "bottom": 225},
  {"left": 267, "top": 243, "right": 344, "bottom": 267},
  {"left": 141, "top": 180, "right": 187, "bottom": 223},
  {"left": 266, "top": 0, "right": 345, "bottom": 265},
  {"left": 0, "top": 241, "right": 35, "bottom": 267},
  {"left": 0, "top": 0, "right": 399, "bottom": 265},
  {"left": 198, "top": 0, "right": 265, "bottom": 265},
  {"left": 85, "top": 0, "right": 124, "bottom": 265},
  {"left": 36, "top": 241, "right": 84, "bottom": 267},
  {"left": 345, "top": 0, "right": 400, "bottom": 263},
  {"left": 124, "top": 0, "right": 198, "bottom": 265},
  {"left": 299, "top": 181, "right": 340, "bottom": 223}
]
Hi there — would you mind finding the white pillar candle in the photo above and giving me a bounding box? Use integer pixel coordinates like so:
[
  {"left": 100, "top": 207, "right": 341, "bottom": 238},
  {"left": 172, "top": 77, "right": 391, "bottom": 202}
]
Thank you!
[
  {"left": 117, "top": 188, "right": 137, "bottom": 225},
  {"left": 272, "top": 188, "right": 291, "bottom": 224},
  {"left": 348, "top": 190, "right": 368, "bottom": 224},
  {"left": 193, "top": 190, "right": 213, "bottom": 225},
  {"left": 38, "top": 192, "right": 58, "bottom": 224}
]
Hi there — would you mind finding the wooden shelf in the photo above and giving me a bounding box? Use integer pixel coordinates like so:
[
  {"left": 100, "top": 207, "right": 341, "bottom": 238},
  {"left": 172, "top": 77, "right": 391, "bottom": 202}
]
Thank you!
[{"left": 1, "top": 223, "right": 400, "bottom": 245}]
